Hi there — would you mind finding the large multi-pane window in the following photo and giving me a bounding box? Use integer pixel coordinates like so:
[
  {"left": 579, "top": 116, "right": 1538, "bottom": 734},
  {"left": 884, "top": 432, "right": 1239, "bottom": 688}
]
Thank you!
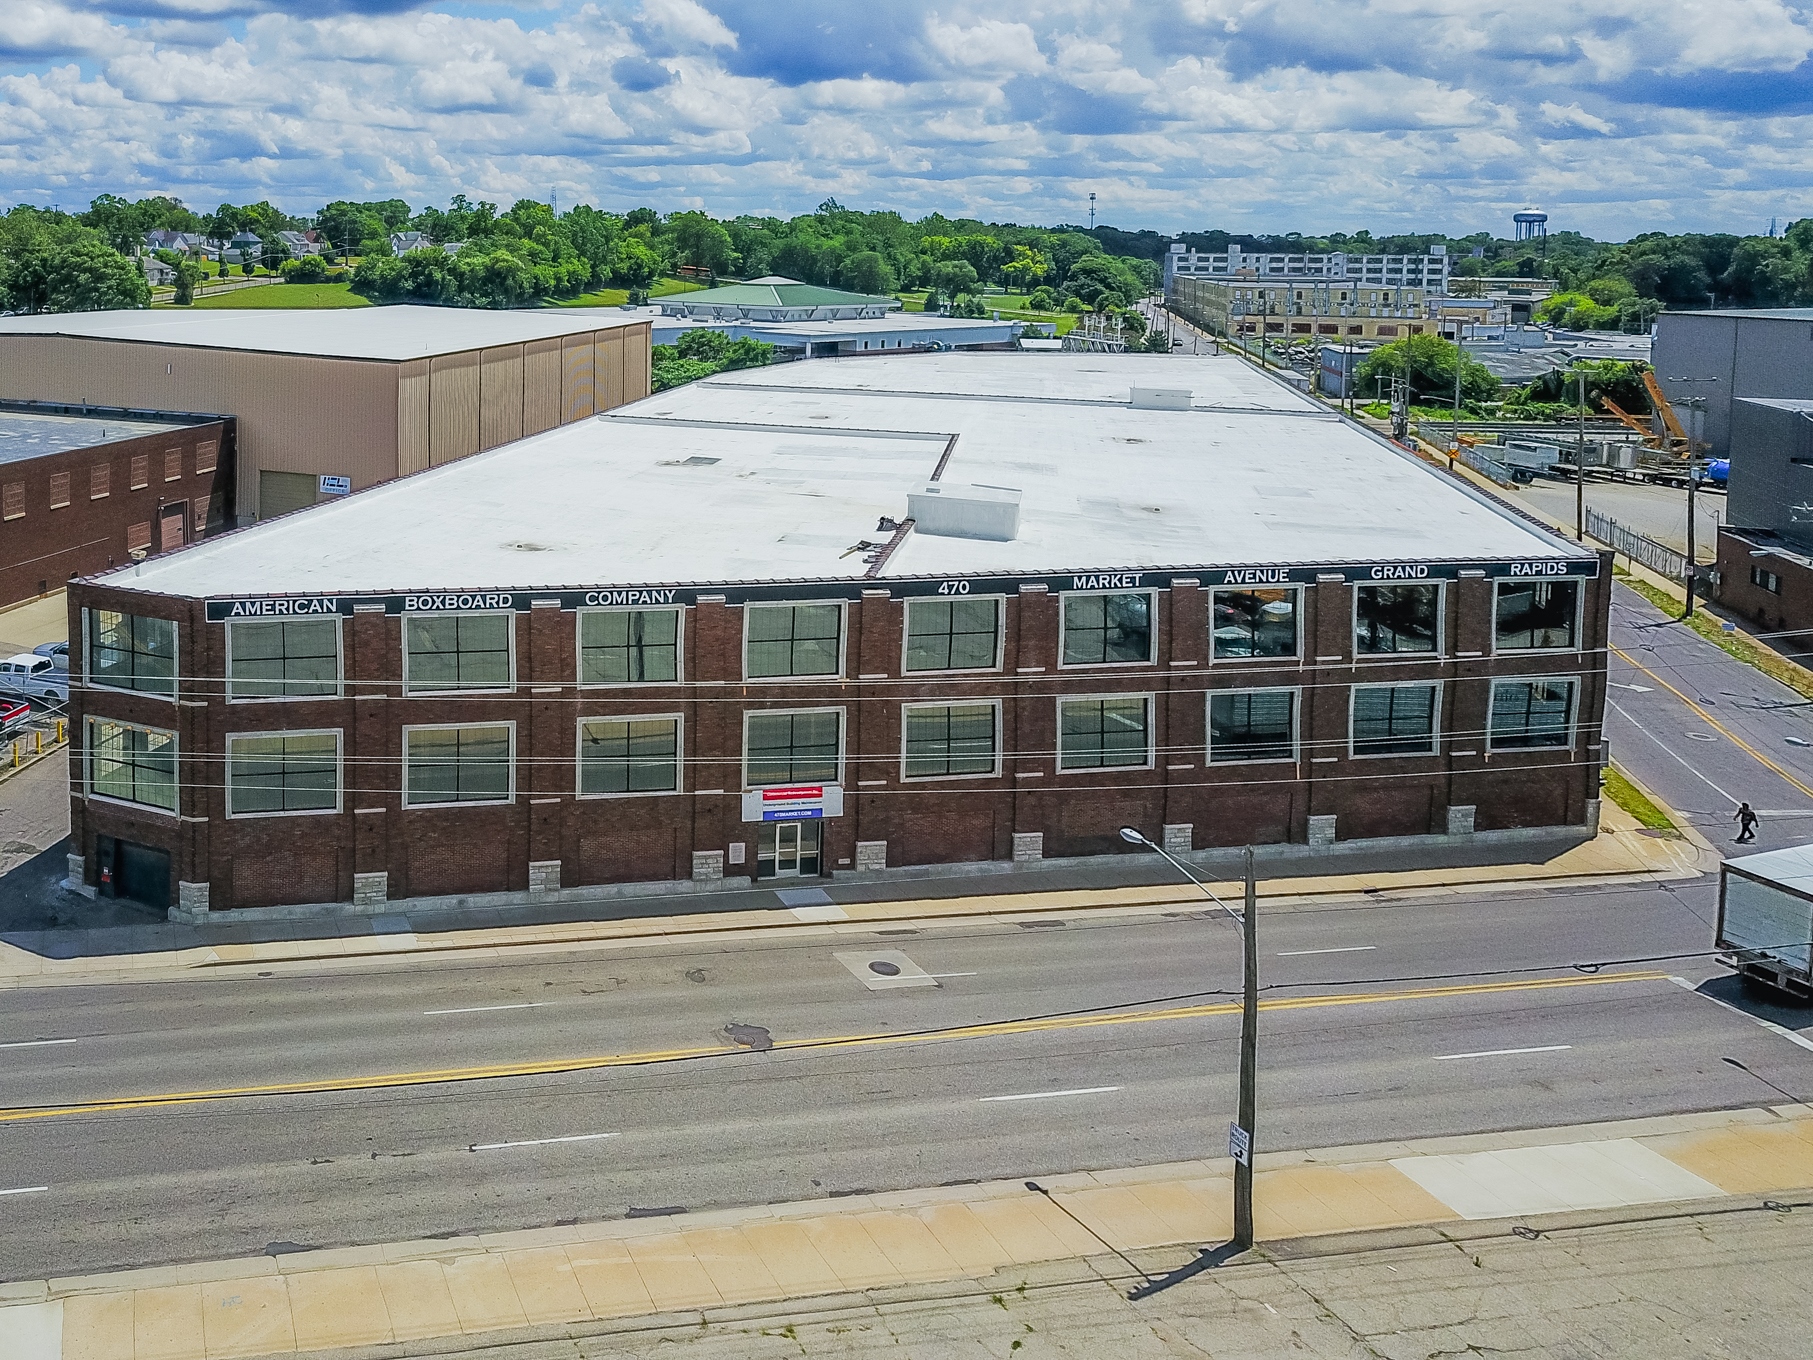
[
  {"left": 87, "top": 610, "right": 176, "bottom": 696},
  {"left": 1212, "top": 588, "right": 1298, "bottom": 659},
  {"left": 745, "top": 709, "right": 841, "bottom": 786},
  {"left": 902, "top": 702, "right": 999, "bottom": 779},
  {"left": 579, "top": 716, "right": 681, "bottom": 795},
  {"left": 1061, "top": 593, "right": 1153, "bottom": 666},
  {"left": 403, "top": 724, "right": 514, "bottom": 805},
  {"left": 1058, "top": 696, "right": 1152, "bottom": 770},
  {"left": 1495, "top": 580, "right": 1579, "bottom": 651},
  {"left": 87, "top": 718, "right": 177, "bottom": 811},
  {"left": 580, "top": 609, "right": 679, "bottom": 685},
  {"left": 1355, "top": 584, "right": 1439, "bottom": 655},
  {"left": 404, "top": 614, "right": 513, "bottom": 693},
  {"left": 904, "top": 598, "right": 1000, "bottom": 672},
  {"left": 226, "top": 732, "right": 340, "bottom": 815},
  {"left": 227, "top": 619, "right": 340, "bottom": 699},
  {"left": 1351, "top": 684, "right": 1440, "bottom": 756},
  {"left": 1489, "top": 679, "right": 1576, "bottom": 750},
  {"left": 746, "top": 604, "right": 842, "bottom": 679},
  {"left": 1208, "top": 689, "right": 1297, "bottom": 763}
]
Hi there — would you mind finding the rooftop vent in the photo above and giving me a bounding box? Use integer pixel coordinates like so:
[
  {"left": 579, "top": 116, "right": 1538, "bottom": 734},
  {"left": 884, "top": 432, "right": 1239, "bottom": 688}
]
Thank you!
[
  {"left": 1130, "top": 386, "right": 1192, "bottom": 410},
  {"left": 907, "top": 482, "right": 1021, "bottom": 542}
]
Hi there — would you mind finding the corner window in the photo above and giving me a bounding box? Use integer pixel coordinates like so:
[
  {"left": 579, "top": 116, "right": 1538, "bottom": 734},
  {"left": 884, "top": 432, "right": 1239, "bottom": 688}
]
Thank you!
[
  {"left": 227, "top": 618, "right": 340, "bottom": 699},
  {"left": 579, "top": 716, "right": 681, "bottom": 795},
  {"left": 1494, "top": 580, "right": 1579, "bottom": 651},
  {"left": 903, "top": 702, "right": 999, "bottom": 779},
  {"left": 87, "top": 718, "right": 177, "bottom": 811},
  {"left": 1208, "top": 689, "right": 1297, "bottom": 763},
  {"left": 580, "top": 609, "right": 680, "bottom": 685},
  {"left": 226, "top": 732, "right": 340, "bottom": 815},
  {"left": 403, "top": 724, "right": 514, "bottom": 806},
  {"left": 1351, "top": 683, "right": 1439, "bottom": 757},
  {"left": 1061, "top": 593, "right": 1153, "bottom": 666},
  {"left": 404, "top": 614, "right": 513, "bottom": 693},
  {"left": 1355, "top": 584, "right": 1439, "bottom": 655},
  {"left": 744, "top": 709, "right": 841, "bottom": 787},
  {"left": 87, "top": 610, "right": 176, "bottom": 697},
  {"left": 745, "top": 604, "right": 842, "bottom": 679},
  {"left": 1212, "top": 588, "right": 1298, "bottom": 659},
  {"left": 1058, "top": 696, "right": 1152, "bottom": 770},
  {"left": 904, "top": 598, "right": 1000, "bottom": 672},
  {"left": 1488, "top": 679, "right": 1576, "bottom": 750}
]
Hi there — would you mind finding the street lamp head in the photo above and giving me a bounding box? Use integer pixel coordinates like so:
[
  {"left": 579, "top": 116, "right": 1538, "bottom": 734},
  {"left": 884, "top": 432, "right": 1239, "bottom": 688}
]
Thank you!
[{"left": 1119, "top": 826, "right": 1149, "bottom": 846}]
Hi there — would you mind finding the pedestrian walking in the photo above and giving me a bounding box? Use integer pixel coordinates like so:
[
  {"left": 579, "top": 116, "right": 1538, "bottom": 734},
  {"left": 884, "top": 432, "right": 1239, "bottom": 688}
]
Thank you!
[{"left": 1734, "top": 802, "right": 1759, "bottom": 843}]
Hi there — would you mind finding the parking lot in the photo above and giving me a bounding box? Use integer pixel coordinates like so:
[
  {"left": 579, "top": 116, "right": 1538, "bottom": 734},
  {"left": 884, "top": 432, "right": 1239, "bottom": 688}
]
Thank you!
[{"left": 1510, "top": 473, "right": 1724, "bottom": 561}]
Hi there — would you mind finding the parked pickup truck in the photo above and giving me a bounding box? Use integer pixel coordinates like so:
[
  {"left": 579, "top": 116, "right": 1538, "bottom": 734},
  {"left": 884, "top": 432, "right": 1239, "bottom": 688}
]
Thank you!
[
  {"left": 0, "top": 653, "right": 67, "bottom": 706},
  {"left": 1718, "top": 845, "right": 1813, "bottom": 1001}
]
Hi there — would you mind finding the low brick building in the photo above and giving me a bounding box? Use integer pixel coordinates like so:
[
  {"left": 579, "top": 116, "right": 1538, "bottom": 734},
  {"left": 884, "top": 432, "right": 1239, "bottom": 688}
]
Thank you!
[
  {"left": 64, "top": 354, "right": 1610, "bottom": 917},
  {"left": 0, "top": 403, "right": 231, "bottom": 610}
]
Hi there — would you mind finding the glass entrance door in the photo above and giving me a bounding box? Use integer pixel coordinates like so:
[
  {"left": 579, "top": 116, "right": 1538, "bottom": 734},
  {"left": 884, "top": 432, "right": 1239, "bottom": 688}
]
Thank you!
[{"left": 757, "top": 820, "right": 822, "bottom": 878}]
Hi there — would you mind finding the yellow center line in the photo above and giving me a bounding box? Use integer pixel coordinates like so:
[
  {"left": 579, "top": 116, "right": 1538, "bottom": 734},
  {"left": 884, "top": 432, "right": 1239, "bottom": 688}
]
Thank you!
[
  {"left": 0, "top": 970, "right": 1670, "bottom": 1124},
  {"left": 1611, "top": 644, "right": 1813, "bottom": 800}
]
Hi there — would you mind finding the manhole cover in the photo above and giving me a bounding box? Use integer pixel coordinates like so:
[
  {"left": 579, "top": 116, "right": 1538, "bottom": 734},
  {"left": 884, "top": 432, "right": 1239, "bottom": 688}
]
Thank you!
[
  {"left": 868, "top": 960, "right": 901, "bottom": 976},
  {"left": 835, "top": 950, "right": 938, "bottom": 990}
]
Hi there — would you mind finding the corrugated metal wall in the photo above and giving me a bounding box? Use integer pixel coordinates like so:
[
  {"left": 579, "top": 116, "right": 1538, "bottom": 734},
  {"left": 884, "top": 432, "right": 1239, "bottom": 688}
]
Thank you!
[
  {"left": 0, "top": 320, "right": 651, "bottom": 517},
  {"left": 428, "top": 351, "right": 480, "bottom": 467},
  {"left": 396, "top": 359, "right": 430, "bottom": 476},
  {"left": 479, "top": 345, "right": 524, "bottom": 449},
  {"left": 0, "top": 336, "right": 401, "bottom": 521},
  {"left": 524, "top": 339, "right": 562, "bottom": 437},
  {"left": 562, "top": 335, "right": 595, "bottom": 422},
  {"left": 623, "top": 323, "right": 651, "bottom": 402}
]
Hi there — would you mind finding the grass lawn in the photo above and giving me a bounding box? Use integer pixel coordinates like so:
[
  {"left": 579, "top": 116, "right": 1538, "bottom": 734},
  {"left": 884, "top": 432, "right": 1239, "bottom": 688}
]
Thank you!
[
  {"left": 557, "top": 277, "right": 706, "bottom": 308},
  {"left": 157, "top": 282, "right": 370, "bottom": 309},
  {"left": 1602, "top": 766, "right": 1678, "bottom": 833},
  {"left": 895, "top": 290, "right": 1074, "bottom": 334}
]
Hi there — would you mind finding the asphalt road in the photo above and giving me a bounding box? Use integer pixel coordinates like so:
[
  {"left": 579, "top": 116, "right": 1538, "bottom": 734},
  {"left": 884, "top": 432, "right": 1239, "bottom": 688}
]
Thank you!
[
  {"left": 2, "top": 872, "right": 1808, "bottom": 1281},
  {"left": 1604, "top": 581, "right": 1813, "bottom": 855}
]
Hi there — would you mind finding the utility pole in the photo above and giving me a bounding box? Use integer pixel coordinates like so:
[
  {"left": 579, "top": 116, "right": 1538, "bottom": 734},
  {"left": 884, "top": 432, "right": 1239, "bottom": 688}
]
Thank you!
[
  {"left": 1575, "top": 371, "right": 1586, "bottom": 542},
  {"left": 1451, "top": 322, "right": 1464, "bottom": 459},
  {"left": 1683, "top": 398, "right": 1704, "bottom": 618},
  {"left": 1088, "top": 192, "right": 1096, "bottom": 231},
  {"left": 1118, "top": 830, "right": 1259, "bottom": 1258},
  {"left": 1234, "top": 846, "right": 1257, "bottom": 1251}
]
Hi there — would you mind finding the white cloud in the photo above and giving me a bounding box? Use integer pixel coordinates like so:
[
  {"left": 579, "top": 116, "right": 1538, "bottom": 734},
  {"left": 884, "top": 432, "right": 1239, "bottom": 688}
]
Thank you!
[
  {"left": 0, "top": 1, "right": 1807, "bottom": 237},
  {"left": 1540, "top": 101, "right": 1616, "bottom": 135}
]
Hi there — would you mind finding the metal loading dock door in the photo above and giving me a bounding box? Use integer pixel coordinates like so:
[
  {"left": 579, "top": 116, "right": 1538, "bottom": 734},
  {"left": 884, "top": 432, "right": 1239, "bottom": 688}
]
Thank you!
[{"left": 258, "top": 470, "right": 318, "bottom": 520}]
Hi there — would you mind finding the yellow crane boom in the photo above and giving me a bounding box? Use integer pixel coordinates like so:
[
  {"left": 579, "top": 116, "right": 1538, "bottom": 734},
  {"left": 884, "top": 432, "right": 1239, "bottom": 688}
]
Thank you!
[{"left": 1641, "top": 370, "right": 1688, "bottom": 444}]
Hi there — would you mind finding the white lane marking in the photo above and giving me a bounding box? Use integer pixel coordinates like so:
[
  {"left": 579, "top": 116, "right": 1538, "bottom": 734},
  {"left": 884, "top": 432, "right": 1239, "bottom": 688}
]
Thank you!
[
  {"left": 0, "top": 1186, "right": 48, "bottom": 1195},
  {"left": 926, "top": 972, "right": 980, "bottom": 979},
  {"left": 1608, "top": 682, "right": 1654, "bottom": 692},
  {"left": 0, "top": 1039, "right": 79, "bottom": 1050},
  {"left": 1606, "top": 697, "right": 1737, "bottom": 805},
  {"left": 470, "top": 1132, "right": 620, "bottom": 1151},
  {"left": 1668, "top": 976, "right": 1813, "bottom": 1053},
  {"left": 1278, "top": 945, "right": 1377, "bottom": 957},
  {"left": 979, "top": 1086, "right": 1122, "bottom": 1103},
  {"left": 1433, "top": 1045, "right": 1572, "bottom": 1061},
  {"left": 424, "top": 1003, "right": 552, "bottom": 1016}
]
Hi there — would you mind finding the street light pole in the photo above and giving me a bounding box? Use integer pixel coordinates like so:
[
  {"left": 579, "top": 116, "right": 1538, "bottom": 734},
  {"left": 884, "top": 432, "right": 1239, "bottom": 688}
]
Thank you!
[
  {"left": 1576, "top": 371, "right": 1586, "bottom": 542},
  {"left": 1683, "top": 398, "right": 1705, "bottom": 620},
  {"left": 1120, "top": 829, "right": 1257, "bottom": 1252}
]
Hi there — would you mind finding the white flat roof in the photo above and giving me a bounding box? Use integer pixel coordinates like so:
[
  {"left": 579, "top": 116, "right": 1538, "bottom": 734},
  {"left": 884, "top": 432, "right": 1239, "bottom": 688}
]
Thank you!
[
  {"left": 95, "top": 352, "right": 1593, "bottom": 602},
  {"left": 0, "top": 305, "right": 645, "bottom": 362}
]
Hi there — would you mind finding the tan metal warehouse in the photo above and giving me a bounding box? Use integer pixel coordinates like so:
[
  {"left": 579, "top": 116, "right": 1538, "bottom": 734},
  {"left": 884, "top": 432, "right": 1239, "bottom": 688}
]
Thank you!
[{"left": 0, "top": 307, "right": 651, "bottom": 522}]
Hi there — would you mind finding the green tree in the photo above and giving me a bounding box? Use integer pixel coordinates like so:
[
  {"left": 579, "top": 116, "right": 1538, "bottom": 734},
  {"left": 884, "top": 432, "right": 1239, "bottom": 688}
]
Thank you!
[
  {"left": 613, "top": 237, "right": 662, "bottom": 288},
  {"left": 0, "top": 212, "right": 151, "bottom": 314},
  {"left": 838, "top": 250, "right": 896, "bottom": 295},
  {"left": 668, "top": 211, "right": 737, "bottom": 275},
  {"left": 172, "top": 259, "right": 201, "bottom": 306},
  {"left": 1355, "top": 334, "right": 1497, "bottom": 407},
  {"left": 929, "top": 259, "right": 978, "bottom": 297}
]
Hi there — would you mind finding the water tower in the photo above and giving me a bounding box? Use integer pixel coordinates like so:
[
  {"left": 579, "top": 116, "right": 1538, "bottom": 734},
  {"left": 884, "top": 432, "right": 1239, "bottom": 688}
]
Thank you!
[{"left": 1512, "top": 210, "right": 1548, "bottom": 243}]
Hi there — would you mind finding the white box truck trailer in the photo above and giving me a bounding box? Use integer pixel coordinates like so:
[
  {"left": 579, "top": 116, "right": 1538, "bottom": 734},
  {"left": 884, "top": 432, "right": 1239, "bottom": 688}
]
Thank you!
[{"left": 1718, "top": 845, "right": 1813, "bottom": 1001}]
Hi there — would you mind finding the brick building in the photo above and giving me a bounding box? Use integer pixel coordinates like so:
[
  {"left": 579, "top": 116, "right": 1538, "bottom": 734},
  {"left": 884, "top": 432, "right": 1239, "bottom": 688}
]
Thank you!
[
  {"left": 0, "top": 404, "right": 231, "bottom": 610},
  {"left": 63, "top": 354, "right": 1609, "bottom": 918}
]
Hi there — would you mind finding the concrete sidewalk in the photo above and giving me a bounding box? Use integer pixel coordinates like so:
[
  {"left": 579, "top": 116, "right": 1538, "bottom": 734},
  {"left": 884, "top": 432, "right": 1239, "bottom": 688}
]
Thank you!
[
  {"left": 4, "top": 1103, "right": 1808, "bottom": 1359},
  {"left": 0, "top": 795, "right": 1706, "bottom": 987}
]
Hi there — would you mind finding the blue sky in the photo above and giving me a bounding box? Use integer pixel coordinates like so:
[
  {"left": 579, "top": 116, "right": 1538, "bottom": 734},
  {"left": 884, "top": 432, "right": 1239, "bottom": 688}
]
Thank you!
[{"left": 3, "top": 1, "right": 1810, "bottom": 238}]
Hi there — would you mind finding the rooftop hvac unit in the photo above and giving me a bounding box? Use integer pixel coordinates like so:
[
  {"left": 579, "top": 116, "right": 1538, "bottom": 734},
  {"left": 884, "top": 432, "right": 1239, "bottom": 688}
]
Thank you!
[
  {"left": 907, "top": 482, "right": 1022, "bottom": 542},
  {"left": 1129, "top": 386, "right": 1192, "bottom": 410}
]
